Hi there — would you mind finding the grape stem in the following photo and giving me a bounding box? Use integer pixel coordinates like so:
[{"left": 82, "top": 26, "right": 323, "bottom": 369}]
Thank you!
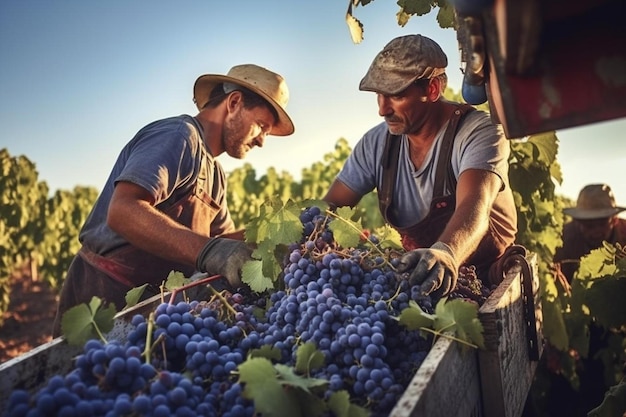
[
  {"left": 208, "top": 286, "right": 238, "bottom": 317},
  {"left": 419, "top": 327, "right": 478, "bottom": 349}
]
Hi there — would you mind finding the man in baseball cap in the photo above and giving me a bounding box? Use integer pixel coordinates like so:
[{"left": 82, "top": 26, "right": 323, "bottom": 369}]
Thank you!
[
  {"left": 53, "top": 64, "right": 295, "bottom": 336},
  {"left": 323, "top": 34, "right": 518, "bottom": 296}
]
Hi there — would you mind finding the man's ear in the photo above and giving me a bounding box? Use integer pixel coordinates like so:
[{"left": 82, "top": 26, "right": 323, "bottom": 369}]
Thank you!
[
  {"left": 428, "top": 77, "right": 443, "bottom": 101},
  {"left": 226, "top": 90, "right": 243, "bottom": 114}
]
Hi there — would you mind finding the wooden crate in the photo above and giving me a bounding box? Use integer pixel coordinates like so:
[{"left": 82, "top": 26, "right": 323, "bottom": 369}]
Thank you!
[
  {"left": 0, "top": 255, "right": 542, "bottom": 415},
  {"left": 389, "top": 253, "right": 542, "bottom": 417}
]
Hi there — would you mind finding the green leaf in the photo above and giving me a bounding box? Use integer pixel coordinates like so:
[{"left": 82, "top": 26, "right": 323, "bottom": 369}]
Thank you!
[
  {"left": 164, "top": 270, "right": 190, "bottom": 290},
  {"left": 275, "top": 364, "right": 328, "bottom": 392},
  {"left": 238, "top": 357, "right": 301, "bottom": 417},
  {"left": 527, "top": 132, "right": 559, "bottom": 167},
  {"left": 329, "top": 207, "right": 363, "bottom": 249},
  {"left": 242, "top": 260, "right": 274, "bottom": 293},
  {"left": 540, "top": 275, "right": 569, "bottom": 350},
  {"left": 397, "top": 300, "right": 435, "bottom": 331},
  {"left": 372, "top": 225, "right": 403, "bottom": 250},
  {"left": 252, "top": 198, "right": 303, "bottom": 246},
  {"left": 585, "top": 277, "right": 626, "bottom": 330},
  {"left": 327, "top": 390, "right": 370, "bottom": 417},
  {"left": 255, "top": 239, "right": 283, "bottom": 281},
  {"left": 61, "top": 296, "right": 116, "bottom": 346},
  {"left": 248, "top": 345, "right": 283, "bottom": 361},
  {"left": 124, "top": 284, "right": 149, "bottom": 308},
  {"left": 294, "top": 342, "right": 326, "bottom": 375},
  {"left": 576, "top": 245, "right": 617, "bottom": 285},
  {"left": 434, "top": 298, "right": 484, "bottom": 348},
  {"left": 397, "top": 0, "right": 434, "bottom": 16}
]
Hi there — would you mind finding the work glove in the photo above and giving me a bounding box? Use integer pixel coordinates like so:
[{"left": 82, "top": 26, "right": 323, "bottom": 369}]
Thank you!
[
  {"left": 396, "top": 241, "right": 458, "bottom": 297},
  {"left": 195, "top": 238, "right": 253, "bottom": 290}
]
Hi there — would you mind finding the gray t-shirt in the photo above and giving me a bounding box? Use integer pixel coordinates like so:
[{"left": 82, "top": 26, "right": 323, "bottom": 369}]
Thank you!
[
  {"left": 336, "top": 110, "right": 512, "bottom": 228},
  {"left": 80, "top": 115, "right": 234, "bottom": 254}
]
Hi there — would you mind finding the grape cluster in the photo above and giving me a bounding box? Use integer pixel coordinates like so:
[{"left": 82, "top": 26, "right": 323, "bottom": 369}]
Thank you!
[
  {"left": 447, "top": 265, "right": 492, "bottom": 305},
  {"left": 4, "top": 205, "right": 492, "bottom": 417}
]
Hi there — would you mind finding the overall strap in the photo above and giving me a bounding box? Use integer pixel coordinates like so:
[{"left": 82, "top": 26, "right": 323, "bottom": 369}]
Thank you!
[
  {"left": 432, "top": 104, "right": 474, "bottom": 198},
  {"left": 379, "top": 103, "right": 475, "bottom": 218},
  {"left": 379, "top": 132, "right": 402, "bottom": 218}
]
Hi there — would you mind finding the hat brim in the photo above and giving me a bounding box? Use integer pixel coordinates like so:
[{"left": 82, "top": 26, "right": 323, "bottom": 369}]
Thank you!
[
  {"left": 193, "top": 74, "right": 294, "bottom": 136},
  {"left": 563, "top": 206, "right": 626, "bottom": 219}
]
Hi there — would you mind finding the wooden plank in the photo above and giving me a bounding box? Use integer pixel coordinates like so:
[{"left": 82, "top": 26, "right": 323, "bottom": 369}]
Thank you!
[
  {"left": 389, "top": 336, "right": 482, "bottom": 417},
  {"left": 478, "top": 253, "right": 543, "bottom": 417}
]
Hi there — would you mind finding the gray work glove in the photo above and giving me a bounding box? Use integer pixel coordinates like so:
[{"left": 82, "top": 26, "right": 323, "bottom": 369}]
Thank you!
[
  {"left": 195, "top": 238, "right": 253, "bottom": 289},
  {"left": 396, "top": 241, "right": 458, "bottom": 297}
]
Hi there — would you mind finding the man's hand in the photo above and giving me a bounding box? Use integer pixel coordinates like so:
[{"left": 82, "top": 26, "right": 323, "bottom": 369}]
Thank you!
[
  {"left": 196, "top": 238, "right": 253, "bottom": 289},
  {"left": 396, "top": 241, "right": 459, "bottom": 296}
]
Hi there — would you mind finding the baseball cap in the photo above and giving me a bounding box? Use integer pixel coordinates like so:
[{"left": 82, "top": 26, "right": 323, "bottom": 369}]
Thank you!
[{"left": 359, "top": 34, "right": 448, "bottom": 95}]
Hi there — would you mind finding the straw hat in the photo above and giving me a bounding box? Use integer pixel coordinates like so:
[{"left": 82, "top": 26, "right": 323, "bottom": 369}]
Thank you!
[
  {"left": 193, "top": 64, "right": 294, "bottom": 136},
  {"left": 563, "top": 184, "right": 626, "bottom": 219}
]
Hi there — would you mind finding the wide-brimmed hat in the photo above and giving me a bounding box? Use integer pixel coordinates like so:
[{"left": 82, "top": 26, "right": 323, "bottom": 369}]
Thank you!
[
  {"left": 193, "top": 64, "right": 294, "bottom": 136},
  {"left": 563, "top": 184, "right": 626, "bottom": 219},
  {"left": 359, "top": 34, "right": 448, "bottom": 95}
]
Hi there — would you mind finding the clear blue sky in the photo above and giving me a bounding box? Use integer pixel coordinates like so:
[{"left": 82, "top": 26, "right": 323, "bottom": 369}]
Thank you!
[{"left": 1, "top": 0, "right": 625, "bottom": 208}]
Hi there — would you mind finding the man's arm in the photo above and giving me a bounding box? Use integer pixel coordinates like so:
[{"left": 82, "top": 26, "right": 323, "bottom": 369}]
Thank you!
[
  {"left": 322, "top": 179, "right": 363, "bottom": 208},
  {"left": 396, "top": 168, "right": 503, "bottom": 296},
  {"left": 107, "top": 181, "right": 208, "bottom": 265},
  {"left": 439, "top": 168, "right": 503, "bottom": 263}
]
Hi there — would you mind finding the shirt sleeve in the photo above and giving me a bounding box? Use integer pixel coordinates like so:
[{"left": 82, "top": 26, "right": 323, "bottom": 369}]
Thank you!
[
  {"left": 336, "top": 122, "right": 389, "bottom": 196},
  {"left": 115, "top": 118, "right": 199, "bottom": 204},
  {"left": 454, "top": 111, "right": 511, "bottom": 188}
]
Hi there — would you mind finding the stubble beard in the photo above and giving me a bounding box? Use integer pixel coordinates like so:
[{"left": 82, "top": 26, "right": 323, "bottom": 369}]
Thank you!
[{"left": 223, "top": 111, "right": 247, "bottom": 159}]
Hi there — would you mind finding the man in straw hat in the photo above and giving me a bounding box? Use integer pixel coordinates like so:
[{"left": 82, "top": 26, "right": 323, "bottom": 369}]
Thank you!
[
  {"left": 547, "top": 186, "right": 626, "bottom": 416},
  {"left": 554, "top": 183, "right": 626, "bottom": 283},
  {"left": 323, "top": 34, "right": 518, "bottom": 297},
  {"left": 53, "top": 64, "right": 294, "bottom": 337}
]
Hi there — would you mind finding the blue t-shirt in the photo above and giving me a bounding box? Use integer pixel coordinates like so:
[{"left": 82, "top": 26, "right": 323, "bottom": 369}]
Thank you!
[
  {"left": 80, "top": 115, "right": 235, "bottom": 254},
  {"left": 336, "top": 110, "right": 513, "bottom": 228}
]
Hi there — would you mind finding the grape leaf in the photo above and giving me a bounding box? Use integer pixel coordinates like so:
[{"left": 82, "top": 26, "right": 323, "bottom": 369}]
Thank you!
[
  {"left": 239, "top": 357, "right": 301, "bottom": 417},
  {"left": 329, "top": 207, "right": 363, "bottom": 249},
  {"left": 242, "top": 260, "right": 274, "bottom": 293},
  {"left": 125, "top": 284, "right": 149, "bottom": 308},
  {"left": 528, "top": 132, "right": 559, "bottom": 167},
  {"left": 275, "top": 364, "right": 328, "bottom": 392},
  {"left": 294, "top": 342, "right": 325, "bottom": 375},
  {"left": 541, "top": 276, "right": 569, "bottom": 351},
  {"left": 397, "top": 300, "right": 436, "bottom": 330},
  {"left": 576, "top": 245, "right": 617, "bottom": 286},
  {"left": 434, "top": 298, "right": 485, "bottom": 349},
  {"left": 327, "top": 390, "right": 370, "bottom": 417},
  {"left": 253, "top": 198, "right": 303, "bottom": 246},
  {"left": 164, "top": 270, "right": 190, "bottom": 290},
  {"left": 585, "top": 277, "right": 626, "bottom": 330},
  {"left": 345, "top": 2, "right": 364, "bottom": 44},
  {"left": 255, "top": 239, "right": 283, "bottom": 281},
  {"left": 248, "top": 345, "right": 282, "bottom": 361},
  {"left": 372, "top": 224, "right": 403, "bottom": 249},
  {"left": 61, "top": 296, "right": 116, "bottom": 346},
  {"left": 293, "top": 389, "right": 329, "bottom": 417}
]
